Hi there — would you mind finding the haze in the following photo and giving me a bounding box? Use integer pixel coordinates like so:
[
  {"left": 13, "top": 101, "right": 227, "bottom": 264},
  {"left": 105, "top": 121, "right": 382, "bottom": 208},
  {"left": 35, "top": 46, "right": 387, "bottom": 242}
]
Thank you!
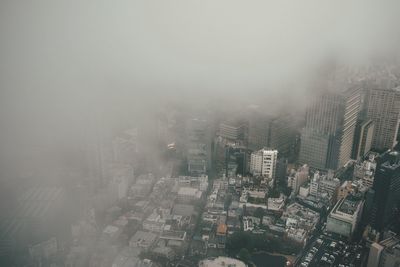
[{"left": 1, "top": 1, "right": 400, "bottom": 266}]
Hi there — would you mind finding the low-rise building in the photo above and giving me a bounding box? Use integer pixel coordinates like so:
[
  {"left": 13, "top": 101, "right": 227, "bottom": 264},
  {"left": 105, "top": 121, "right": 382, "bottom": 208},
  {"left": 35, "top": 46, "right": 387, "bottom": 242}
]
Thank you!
[
  {"left": 129, "top": 231, "right": 157, "bottom": 250},
  {"left": 199, "top": 257, "right": 246, "bottom": 267},
  {"left": 143, "top": 212, "right": 165, "bottom": 233},
  {"left": 326, "top": 195, "right": 364, "bottom": 238},
  {"left": 177, "top": 187, "right": 203, "bottom": 202},
  {"left": 287, "top": 164, "right": 309, "bottom": 195}
]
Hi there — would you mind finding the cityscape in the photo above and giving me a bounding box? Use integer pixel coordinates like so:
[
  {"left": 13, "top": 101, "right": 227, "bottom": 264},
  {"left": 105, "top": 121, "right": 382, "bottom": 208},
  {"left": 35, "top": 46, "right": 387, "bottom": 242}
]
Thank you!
[{"left": 1, "top": 2, "right": 400, "bottom": 267}]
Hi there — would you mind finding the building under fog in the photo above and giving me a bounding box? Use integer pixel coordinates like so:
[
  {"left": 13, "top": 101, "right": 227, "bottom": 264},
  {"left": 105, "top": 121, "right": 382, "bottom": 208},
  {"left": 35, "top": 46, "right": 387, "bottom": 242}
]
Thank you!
[
  {"left": 352, "top": 119, "right": 375, "bottom": 160},
  {"left": 247, "top": 113, "right": 297, "bottom": 157},
  {"left": 250, "top": 149, "right": 278, "bottom": 185},
  {"left": 365, "top": 87, "right": 400, "bottom": 151},
  {"left": 299, "top": 86, "right": 361, "bottom": 170}
]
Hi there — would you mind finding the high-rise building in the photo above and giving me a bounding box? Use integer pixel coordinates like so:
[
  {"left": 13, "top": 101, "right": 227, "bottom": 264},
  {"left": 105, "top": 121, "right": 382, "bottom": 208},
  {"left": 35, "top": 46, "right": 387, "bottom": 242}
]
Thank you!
[
  {"left": 186, "top": 118, "right": 209, "bottom": 176},
  {"left": 218, "top": 121, "right": 246, "bottom": 141},
  {"left": 352, "top": 119, "right": 375, "bottom": 160},
  {"left": 247, "top": 113, "right": 270, "bottom": 151},
  {"left": 367, "top": 234, "right": 400, "bottom": 267},
  {"left": 269, "top": 115, "right": 298, "bottom": 157},
  {"left": 370, "top": 150, "right": 400, "bottom": 232},
  {"left": 247, "top": 113, "right": 297, "bottom": 157},
  {"left": 250, "top": 149, "right": 278, "bottom": 184},
  {"left": 365, "top": 87, "right": 400, "bottom": 151},
  {"left": 299, "top": 86, "right": 361, "bottom": 170}
]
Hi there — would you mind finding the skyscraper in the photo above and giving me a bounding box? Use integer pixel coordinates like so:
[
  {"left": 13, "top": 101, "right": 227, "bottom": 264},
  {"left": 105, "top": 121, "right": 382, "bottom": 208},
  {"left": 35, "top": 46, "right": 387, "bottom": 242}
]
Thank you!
[
  {"left": 369, "top": 150, "right": 400, "bottom": 232},
  {"left": 352, "top": 119, "right": 375, "bottom": 160},
  {"left": 299, "top": 86, "right": 361, "bottom": 170},
  {"left": 247, "top": 113, "right": 297, "bottom": 157},
  {"left": 365, "top": 87, "right": 400, "bottom": 151}
]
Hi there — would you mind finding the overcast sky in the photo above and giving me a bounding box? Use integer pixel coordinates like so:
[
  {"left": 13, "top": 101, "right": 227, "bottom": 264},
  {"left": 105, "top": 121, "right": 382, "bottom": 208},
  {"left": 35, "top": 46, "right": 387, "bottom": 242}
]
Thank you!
[{"left": 1, "top": 0, "right": 400, "bottom": 176}]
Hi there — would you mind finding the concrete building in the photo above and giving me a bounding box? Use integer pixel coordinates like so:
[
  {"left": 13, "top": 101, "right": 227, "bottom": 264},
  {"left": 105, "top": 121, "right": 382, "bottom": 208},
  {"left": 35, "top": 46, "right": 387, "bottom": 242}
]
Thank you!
[
  {"left": 109, "top": 164, "right": 134, "bottom": 200},
  {"left": 365, "top": 87, "right": 400, "bottom": 151},
  {"left": 309, "top": 171, "right": 340, "bottom": 199},
  {"left": 199, "top": 257, "right": 246, "bottom": 267},
  {"left": 246, "top": 109, "right": 297, "bottom": 157},
  {"left": 337, "top": 181, "right": 353, "bottom": 200},
  {"left": 352, "top": 119, "right": 375, "bottom": 160},
  {"left": 299, "top": 183, "right": 310, "bottom": 198},
  {"left": 370, "top": 150, "right": 400, "bottom": 232},
  {"left": 353, "top": 153, "right": 377, "bottom": 188},
  {"left": 299, "top": 86, "right": 361, "bottom": 170},
  {"left": 129, "top": 231, "right": 157, "bottom": 250},
  {"left": 218, "top": 121, "right": 246, "bottom": 141},
  {"left": 326, "top": 195, "right": 364, "bottom": 238},
  {"left": 177, "top": 187, "right": 202, "bottom": 202},
  {"left": 143, "top": 212, "right": 165, "bottom": 233},
  {"left": 250, "top": 149, "right": 278, "bottom": 181},
  {"left": 112, "top": 128, "right": 138, "bottom": 165},
  {"left": 367, "top": 234, "right": 400, "bottom": 267},
  {"left": 287, "top": 164, "right": 310, "bottom": 194}
]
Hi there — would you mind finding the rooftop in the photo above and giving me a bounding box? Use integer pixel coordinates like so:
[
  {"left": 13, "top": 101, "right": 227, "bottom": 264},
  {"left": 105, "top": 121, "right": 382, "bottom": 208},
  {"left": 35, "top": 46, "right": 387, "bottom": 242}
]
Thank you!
[
  {"left": 199, "top": 256, "right": 246, "bottom": 267},
  {"left": 333, "top": 196, "right": 362, "bottom": 216}
]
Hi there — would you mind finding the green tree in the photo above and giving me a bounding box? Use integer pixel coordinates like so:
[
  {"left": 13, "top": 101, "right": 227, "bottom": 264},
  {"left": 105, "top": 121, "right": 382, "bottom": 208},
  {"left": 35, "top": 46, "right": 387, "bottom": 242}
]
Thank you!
[{"left": 238, "top": 248, "right": 251, "bottom": 264}]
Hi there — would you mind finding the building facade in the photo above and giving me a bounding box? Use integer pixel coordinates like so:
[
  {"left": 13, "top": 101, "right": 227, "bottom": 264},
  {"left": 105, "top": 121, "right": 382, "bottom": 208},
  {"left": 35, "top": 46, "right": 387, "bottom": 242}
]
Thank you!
[
  {"left": 250, "top": 149, "right": 278, "bottom": 181},
  {"left": 326, "top": 195, "right": 364, "bottom": 238},
  {"left": 370, "top": 150, "right": 400, "bottom": 232},
  {"left": 365, "top": 87, "right": 400, "bottom": 151},
  {"left": 299, "top": 86, "right": 361, "bottom": 170}
]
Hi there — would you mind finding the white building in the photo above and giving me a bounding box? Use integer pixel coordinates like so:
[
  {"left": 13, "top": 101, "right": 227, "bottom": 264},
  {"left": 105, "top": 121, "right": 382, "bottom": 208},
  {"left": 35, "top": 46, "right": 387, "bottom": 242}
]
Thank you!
[
  {"left": 326, "top": 196, "right": 364, "bottom": 238},
  {"left": 199, "top": 256, "right": 246, "bottom": 267},
  {"left": 267, "top": 196, "right": 285, "bottom": 212},
  {"left": 129, "top": 230, "right": 157, "bottom": 250},
  {"left": 250, "top": 149, "right": 278, "bottom": 181},
  {"left": 310, "top": 171, "right": 340, "bottom": 198},
  {"left": 299, "top": 183, "right": 310, "bottom": 198},
  {"left": 177, "top": 187, "right": 202, "bottom": 202},
  {"left": 143, "top": 211, "right": 165, "bottom": 233}
]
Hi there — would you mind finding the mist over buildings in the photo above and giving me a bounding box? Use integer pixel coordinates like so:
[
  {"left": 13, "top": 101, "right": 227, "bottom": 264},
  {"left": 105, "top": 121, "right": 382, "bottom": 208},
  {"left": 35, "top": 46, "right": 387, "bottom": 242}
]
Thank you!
[{"left": 1, "top": 1, "right": 400, "bottom": 266}]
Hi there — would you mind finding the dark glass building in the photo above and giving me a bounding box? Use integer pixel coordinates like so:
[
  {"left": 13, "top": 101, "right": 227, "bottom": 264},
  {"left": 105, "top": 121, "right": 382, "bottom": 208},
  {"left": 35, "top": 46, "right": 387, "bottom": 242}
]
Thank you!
[{"left": 370, "top": 150, "right": 400, "bottom": 232}]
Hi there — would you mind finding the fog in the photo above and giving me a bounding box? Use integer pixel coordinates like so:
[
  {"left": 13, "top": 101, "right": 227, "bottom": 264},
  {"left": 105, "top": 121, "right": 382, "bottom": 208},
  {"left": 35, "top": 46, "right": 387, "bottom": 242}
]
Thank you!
[{"left": 1, "top": 0, "right": 400, "bottom": 265}]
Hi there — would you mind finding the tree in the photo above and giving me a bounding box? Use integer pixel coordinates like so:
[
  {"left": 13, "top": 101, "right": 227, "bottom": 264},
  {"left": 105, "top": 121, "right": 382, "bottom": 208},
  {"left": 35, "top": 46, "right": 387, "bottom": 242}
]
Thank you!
[{"left": 238, "top": 248, "right": 251, "bottom": 264}]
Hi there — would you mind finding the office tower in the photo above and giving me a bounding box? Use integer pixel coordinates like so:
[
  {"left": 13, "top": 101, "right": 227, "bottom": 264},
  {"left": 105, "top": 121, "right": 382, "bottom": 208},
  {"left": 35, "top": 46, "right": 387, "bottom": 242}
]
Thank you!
[
  {"left": 218, "top": 121, "right": 247, "bottom": 141},
  {"left": 370, "top": 150, "right": 400, "bottom": 232},
  {"left": 365, "top": 87, "right": 400, "bottom": 151},
  {"left": 299, "top": 86, "right": 361, "bottom": 170},
  {"left": 250, "top": 148, "right": 278, "bottom": 181},
  {"left": 269, "top": 115, "right": 298, "bottom": 157},
  {"left": 112, "top": 128, "right": 138, "bottom": 165},
  {"left": 352, "top": 119, "right": 375, "bottom": 160},
  {"left": 247, "top": 113, "right": 297, "bottom": 157},
  {"left": 186, "top": 118, "right": 209, "bottom": 176},
  {"left": 367, "top": 234, "right": 400, "bottom": 267},
  {"left": 247, "top": 114, "right": 270, "bottom": 151}
]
